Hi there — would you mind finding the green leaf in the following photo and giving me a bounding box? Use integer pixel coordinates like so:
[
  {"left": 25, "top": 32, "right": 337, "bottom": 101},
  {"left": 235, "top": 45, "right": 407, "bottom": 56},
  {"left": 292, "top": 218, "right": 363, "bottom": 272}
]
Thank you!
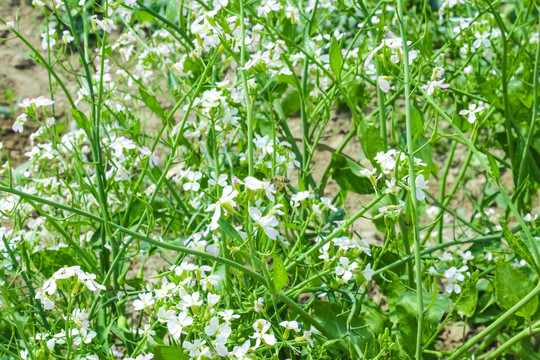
[
  {"left": 312, "top": 300, "right": 377, "bottom": 357},
  {"left": 494, "top": 262, "right": 538, "bottom": 318},
  {"left": 357, "top": 122, "right": 385, "bottom": 165},
  {"left": 411, "top": 104, "right": 424, "bottom": 137},
  {"left": 30, "top": 248, "right": 81, "bottom": 278},
  {"left": 165, "top": 0, "right": 179, "bottom": 23},
  {"left": 217, "top": 217, "right": 243, "bottom": 243},
  {"left": 502, "top": 222, "right": 538, "bottom": 273},
  {"left": 455, "top": 279, "right": 478, "bottom": 317},
  {"left": 277, "top": 74, "right": 299, "bottom": 89},
  {"left": 281, "top": 89, "right": 301, "bottom": 117},
  {"left": 395, "top": 291, "right": 449, "bottom": 354},
  {"left": 330, "top": 153, "right": 375, "bottom": 194},
  {"left": 139, "top": 88, "right": 165, "bottom": 120},
  {"left": 272, "top": 254, "right": 288, "bottom": 291},
  {"left": 71, "top": 109, "right": 90, "bottom": 134},
  {"left": 153, "top": 345, "right": 190, "bottom": 360},
  {"left": 486, "top": 151, "right": 501, "bottom": 182},
  {"left": 13, "top": 159, "right": 33, "bottom": 184},
  {"left": 329, "top": 37, "right": 343, "bottom": 80}
]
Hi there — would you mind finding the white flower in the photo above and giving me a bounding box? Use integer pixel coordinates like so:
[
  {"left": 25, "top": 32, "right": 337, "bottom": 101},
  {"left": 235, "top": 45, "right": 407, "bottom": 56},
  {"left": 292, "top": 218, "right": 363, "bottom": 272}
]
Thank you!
[
  {"left": 444, "top": 266, "right": 468, "bottom": 294},
  {"left": 231, "top": 340, "right": 251, "bottom": 360},
  {"left": 321, "top": 197, "right": 337, "bottom": 211},
  {"left": 167, "top": 312, "right": 193, "bottom": 340},
  {"left": 91, "top": 16, "right": 117, "bottom": 34},
  {"left": 385, "top": 178, "right": 399, "bottom": 195},
  {"left": 205, "top": 185, "right": 239, "bottom": 229},
  {"left": 335, "top": 257, "right": 358, "bottom": 282},
  {"left": 218, "top": 309, "right": 240, "bottom": 323},
  {"left": 290, "top": 191, "right": 313, "bottom": 207},
  {"left": 181, "top": 291, "right": 203, "bottom": 309},
  {"left": 459, "top": 251, "right": 474, "bottom": 263},
  {"left": 244, "top": 176, "right": 276, "bottom": 202},
  {"left": 156, "top": 307, "right": 175, "bottom": 323},
  {"left": 133, "top": 293, "right": 155, "bottom": 311},
  {"left": 378, "top": 77, "right": 392, "bottom": 93},
  {"left": 279, "top": 320, "right": 300, "bottom": 332},
  {"left": 363, "top": 263, "right": 374, "bottom": 281},
  {"left": 110, "top": 345, "right": 124, "bottom": 357},
  {"left": 473, "top": 31, "right": 491, "bottom": 49},
  {"left": 208, "top": 171, "right": 228, "bottom": 187},
  {"left": 249, "top": 207, "right": 279, "bottom": 240},
  {"left": 254, "top": 297, "right": 264, "bottom": 313},
  {"left": 183, "top": 171, "right": 202, "bottom": 191},
  {"left": 459, "top": 103, "right": 485, "bottom": 123},
  {"left": 414, "top": 174, "right": 430, "bottom": 201},
  {"left": 439, "top": 252, "right": 453, "bottom": 261},
  {"left": 13, "top": 113, "right": 27, "bottom": 133},
  {"left": 250, "top": 319, "right": 276, "bottom": 349},
  {"left": 257, "top": 0, "right": 282, "bottom": 17},
  {"left": 422, "top": 79, "right": 450, "bottom": 95}
]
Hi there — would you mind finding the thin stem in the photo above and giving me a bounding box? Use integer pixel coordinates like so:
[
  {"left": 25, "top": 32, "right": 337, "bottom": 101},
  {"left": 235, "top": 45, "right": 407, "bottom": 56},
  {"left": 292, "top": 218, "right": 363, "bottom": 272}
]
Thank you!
[
  {"left": 447, "top": 282, "right": 540, "bottom": 360},
  {"left": 396, "top": 1, "right": 424, "bottom": 358}
]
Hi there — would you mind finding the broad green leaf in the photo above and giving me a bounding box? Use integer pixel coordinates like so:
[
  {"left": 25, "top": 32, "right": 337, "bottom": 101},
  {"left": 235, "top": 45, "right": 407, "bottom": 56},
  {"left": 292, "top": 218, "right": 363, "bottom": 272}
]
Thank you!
[
  {"left": 165, "top": 0, "right": 179, "bottom": 23},
  {"left": 281, "top": 88, "right": 301, "bottom": 118},
  {"left": 502, "top": 222, "right": 538, "bottom": 273},
  {"left": 494, "top": 262, "right": 538, "bottom": 318},
  {"left": 395, "top": 291, "right": 449, "bottom": 355},
  {"left": 312, "top": 300, "right": 378, "bottom": 357},
  {"left": 139, "top": 88, "right": 165, "bottom": 120},
  {"left": 277, "top": 74, "right": 299, "bottom": 89},
  {"left": 272, "top": 254, "right": 288, "bottom": 291},
  {"left": 30, "top": 248, "right": 81, "bottom": 278},
  {"left": 329, "top": 37, "right": 343, "bottom": 80},
  {"left": 357, "top": 122, "right": 385, "bottom": 165},
  {"left": 330, "top": 153, "right": 375, "bottom": 194},
  {"left": 153, "top": 346, "right": 190, "bottom": 360},
  {"left": 455, "top": 279, "right": 478, "bottom": 317}
]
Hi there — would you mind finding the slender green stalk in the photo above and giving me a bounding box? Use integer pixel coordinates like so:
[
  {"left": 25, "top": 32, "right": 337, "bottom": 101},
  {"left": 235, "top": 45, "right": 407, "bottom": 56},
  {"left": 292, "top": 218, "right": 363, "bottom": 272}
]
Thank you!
[
  {"left": 482, "top": 320, "right": 540, "bottom": 360},
  {"left": 396, "top": 1, "right": 424, "bottom": 358},
  {"left": 447, "top": 282, "right": 540, "bottom": 360},
  {"left": 516, "top": 22, "right": 540, "bottom": 188},
  {"left": 239, "top": 0, "right": 257, "bottom": 271},
  {"left": 299, "top": 0, "right": 319, "bottom": 191}
]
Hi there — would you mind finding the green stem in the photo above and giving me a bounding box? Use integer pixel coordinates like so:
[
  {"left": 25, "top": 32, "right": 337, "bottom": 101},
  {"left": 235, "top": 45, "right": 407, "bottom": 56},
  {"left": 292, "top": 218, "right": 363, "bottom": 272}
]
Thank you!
[
  {"left": 447, "top": 282, "right": 540, "bottom": 360},
  {"left": 516, "top": 21, "right": 540, "bottom": 188},
  {"left": 239, "top": 0, "right": 257, "bottom": 271},
  {"left": 396, "top": 1, "right": 424, "bottom": 358},
  {"left": 482, "top": 320, "right": 540, "bottom": 360}
]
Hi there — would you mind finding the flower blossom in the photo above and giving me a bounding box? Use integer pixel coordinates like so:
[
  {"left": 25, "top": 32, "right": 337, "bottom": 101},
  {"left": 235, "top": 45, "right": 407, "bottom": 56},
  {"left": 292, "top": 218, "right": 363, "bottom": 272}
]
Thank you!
[
  {"left": 205, "top": 185, "right": 239, "bottom": 229},
  {"left": 444, "top": 265, "right": 468, "bottom": 294},
  {"left": 459, "top": 103, "right": 485, "bottom": 123},
  {"left": 249, "top": 207, "right": 279, "bottom": 240},
  {"left": 244, "top": 176, "right": 276, "bottom": 201}
]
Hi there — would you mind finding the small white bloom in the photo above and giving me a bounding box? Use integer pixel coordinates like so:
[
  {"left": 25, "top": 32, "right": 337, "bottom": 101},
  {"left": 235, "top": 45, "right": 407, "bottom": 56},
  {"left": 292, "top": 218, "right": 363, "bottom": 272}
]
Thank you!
[
  {"left": 335, "top": 257, "right": 358, "bottom": 282},
  {"left": 413, "top": 174, "right": 430, "bottom": 201},
  {"left": 459, "top": 103, "right": 485, "bottom": 124},
  {"left": 133, "top": 293, "right": 155, "bottom": 311}
]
